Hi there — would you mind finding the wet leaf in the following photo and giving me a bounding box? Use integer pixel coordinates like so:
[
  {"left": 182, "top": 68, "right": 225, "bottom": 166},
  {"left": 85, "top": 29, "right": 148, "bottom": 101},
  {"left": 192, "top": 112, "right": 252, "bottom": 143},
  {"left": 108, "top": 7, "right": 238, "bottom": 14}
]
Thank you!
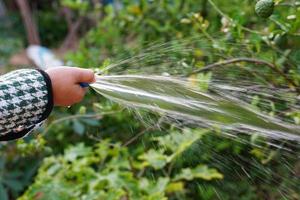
[
  {"left": 64, "top": 143, "right": 92, "bottom": 162},
  {"left": 72, "top": 120, "right": 85, "bottom": 135},
  {"left": 138, "top": 149, "right": 169, "bottom": 169},
  {"left": 165, "top": 182, "right": 184, "bottom": 193},
  {"left": 174, "top": 165, "right": 223, "bottom": 181}
]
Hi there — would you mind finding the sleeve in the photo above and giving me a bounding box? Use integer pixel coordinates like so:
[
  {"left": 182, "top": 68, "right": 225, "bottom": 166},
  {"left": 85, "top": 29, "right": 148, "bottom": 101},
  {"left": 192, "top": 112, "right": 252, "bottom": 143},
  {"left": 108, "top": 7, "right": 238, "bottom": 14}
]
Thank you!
[{"left": 0, "top": 69, "right": 53, "bottom": 141}]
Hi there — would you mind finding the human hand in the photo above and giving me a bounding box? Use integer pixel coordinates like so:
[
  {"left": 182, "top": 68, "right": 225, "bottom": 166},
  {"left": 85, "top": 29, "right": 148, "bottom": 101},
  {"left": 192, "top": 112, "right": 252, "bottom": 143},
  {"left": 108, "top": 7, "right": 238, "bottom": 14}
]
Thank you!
[{"left": 46, "top": 67, "right": 95, "bottom": 106}]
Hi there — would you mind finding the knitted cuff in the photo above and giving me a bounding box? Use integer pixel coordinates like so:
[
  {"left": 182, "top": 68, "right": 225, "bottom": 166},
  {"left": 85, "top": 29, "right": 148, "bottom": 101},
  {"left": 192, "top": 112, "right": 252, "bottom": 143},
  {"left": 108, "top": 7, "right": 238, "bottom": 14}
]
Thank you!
[{"left": 0, "top": 69, "right": 53, "bottom": 141}]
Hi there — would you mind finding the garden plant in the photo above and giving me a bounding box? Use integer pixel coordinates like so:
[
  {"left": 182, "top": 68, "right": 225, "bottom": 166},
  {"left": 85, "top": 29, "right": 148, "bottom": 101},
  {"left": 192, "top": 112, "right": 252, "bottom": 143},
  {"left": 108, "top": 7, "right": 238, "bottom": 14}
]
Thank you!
[{"left": 0, "top": 0, "right": 299, "bottom": 200}]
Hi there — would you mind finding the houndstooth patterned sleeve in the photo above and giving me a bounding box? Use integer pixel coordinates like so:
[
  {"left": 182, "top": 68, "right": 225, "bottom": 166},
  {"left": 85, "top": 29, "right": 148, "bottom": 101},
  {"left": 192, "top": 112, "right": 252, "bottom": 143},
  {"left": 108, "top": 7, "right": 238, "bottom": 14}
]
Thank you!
[{"left": 0, "top": 69, "right": 53, "bottom": 141}]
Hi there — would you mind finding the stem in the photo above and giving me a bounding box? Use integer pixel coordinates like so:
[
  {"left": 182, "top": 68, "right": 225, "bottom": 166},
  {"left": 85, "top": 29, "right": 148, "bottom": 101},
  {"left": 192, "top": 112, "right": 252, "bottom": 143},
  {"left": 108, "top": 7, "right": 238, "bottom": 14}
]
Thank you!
[
  {"left": 60, "top": 16, "right": 84, "bottom": 51},
  {"left": 200, "top": 28, "right": 216, "bottom": 43},
  {"left": 123, "top": 127, "right": 151, "bottom": 146},
  {"left": 188, "top": 57, "right": 299, "bottom": 90},
  {"left": 269, "top": 17, "right": 289, "bottom": 32},
  {"left": 123, "top": 117, "right": 165, "bottom": 146},
  {"left": 167, "top": 161, "right": 174, "bottom": 176},
  {"left": 207, "top": 0, "right": 228, "bottom": 20},
  {"left": 207, "top": 0, "right": 264, "bottom": 35},
  {"left": 278, "top": 1, "right": 299, "bottom": 7},
  {"left": 43, "top": 110, "right": 122, "bottom": 135}
]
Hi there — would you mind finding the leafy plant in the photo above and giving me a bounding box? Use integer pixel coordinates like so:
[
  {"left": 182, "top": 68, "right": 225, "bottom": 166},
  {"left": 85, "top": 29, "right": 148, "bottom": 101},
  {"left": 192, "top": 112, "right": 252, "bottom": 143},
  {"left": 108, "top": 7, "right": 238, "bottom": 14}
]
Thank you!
[
  {"left": 1, "top": 0, "right": 299, "bottom": 199},
  {"left": 19, "top": 129, "right": 223, "bottom": 200}
]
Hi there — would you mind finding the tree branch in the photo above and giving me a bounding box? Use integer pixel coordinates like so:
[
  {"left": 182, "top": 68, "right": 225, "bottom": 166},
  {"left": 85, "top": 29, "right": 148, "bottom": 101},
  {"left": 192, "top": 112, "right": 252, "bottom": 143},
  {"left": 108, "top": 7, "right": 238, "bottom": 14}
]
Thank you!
[
  {"left": 59, "top": 16, "right": 84, "bottom": 51},
  {"left": 123, "top": 127, "right": 152, "bottom": 147},
  {"left": 42, "top": 110, "right": 122, "bottom": 135},
  {"left": 16, "top": 0, "right": 40, "bottom": 45},
  {"left": 123, "top": 117, "right": 165, "bottom": 146},
  {"left": 189, "top": 57, "right": 299, "bottom": 90}
]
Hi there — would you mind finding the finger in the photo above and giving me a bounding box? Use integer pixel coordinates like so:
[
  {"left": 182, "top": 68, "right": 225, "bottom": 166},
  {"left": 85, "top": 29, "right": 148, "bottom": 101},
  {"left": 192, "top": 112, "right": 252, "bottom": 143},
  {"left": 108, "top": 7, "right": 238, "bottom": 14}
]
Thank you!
[
  {"left": 73, "top": 68, "right": 96, "bottom": 83},
  {"left": 72, "top": 85, "right": 86, "bottom": 104}
]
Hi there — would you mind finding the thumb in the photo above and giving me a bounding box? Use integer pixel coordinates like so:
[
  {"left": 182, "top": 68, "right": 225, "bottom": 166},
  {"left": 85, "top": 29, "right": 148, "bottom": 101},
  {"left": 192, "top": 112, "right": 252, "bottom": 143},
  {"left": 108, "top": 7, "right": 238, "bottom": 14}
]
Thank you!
[{"left": 74, "top": 68, "right": 95, "bottom": 83}]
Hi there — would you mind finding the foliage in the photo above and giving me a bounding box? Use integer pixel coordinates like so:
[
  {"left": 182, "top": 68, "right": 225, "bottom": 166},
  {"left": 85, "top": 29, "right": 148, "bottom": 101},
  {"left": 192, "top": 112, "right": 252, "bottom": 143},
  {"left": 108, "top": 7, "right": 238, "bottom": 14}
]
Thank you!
[
  {"left": 19, "top": 129, "right": 223, "bottom": 200},
  {"left": 0, "top": 14, "right": 24, "bottom": 66},
  {"left": 0, "top": 0, "right": 299, "bottom": 199},
  {"left": 36, "top": 11, "right": 68, "bottom": 47}
]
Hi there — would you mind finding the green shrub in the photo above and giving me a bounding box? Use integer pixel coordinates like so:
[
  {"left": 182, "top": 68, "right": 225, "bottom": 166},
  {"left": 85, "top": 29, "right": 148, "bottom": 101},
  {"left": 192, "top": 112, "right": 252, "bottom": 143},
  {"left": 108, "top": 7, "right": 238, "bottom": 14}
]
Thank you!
[{"left": 1, "top": 0, "right": 299, "bottom": 199}]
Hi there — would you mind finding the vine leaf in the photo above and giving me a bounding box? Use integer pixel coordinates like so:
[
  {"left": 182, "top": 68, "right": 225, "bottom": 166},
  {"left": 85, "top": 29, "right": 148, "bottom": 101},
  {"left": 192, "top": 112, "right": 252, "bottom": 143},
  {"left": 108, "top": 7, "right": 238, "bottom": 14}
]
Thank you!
[
  {"left": 173, "top": 165, "right": 223, "bottom": 181},
  {"left": 138, "top": 149, "right": 169, "bottom": 170}
]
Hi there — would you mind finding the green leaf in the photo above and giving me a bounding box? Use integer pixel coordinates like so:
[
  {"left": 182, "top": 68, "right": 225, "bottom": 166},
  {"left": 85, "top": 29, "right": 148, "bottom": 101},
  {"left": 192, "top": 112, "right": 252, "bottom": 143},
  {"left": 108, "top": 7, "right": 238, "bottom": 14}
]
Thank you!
[
  {"left": 165, "top": 182, "right": 184, "bottom": 193},
  {"left": 139, "top": 177, "right": 169, "bottom": 197},
  {"left": 72, "top": 120, "right": 85, "bottom": 135},
  {"left": 64, "top": 143, "right": 92, "bottom": 162},
  {"left": 174, "top": 165, "right": 223, "bottom": 181},
  {"left": 148, "top": 177, "right": 170, "bottom": 195},
  {"left": 20, "top": 180, "right": 75, "bottom": 200},
  {"left": 154, "top": 129, "right": 206, "bottom": 159},
  {"left": 138, "top": 149, "right": 169, "bottom": 170}
]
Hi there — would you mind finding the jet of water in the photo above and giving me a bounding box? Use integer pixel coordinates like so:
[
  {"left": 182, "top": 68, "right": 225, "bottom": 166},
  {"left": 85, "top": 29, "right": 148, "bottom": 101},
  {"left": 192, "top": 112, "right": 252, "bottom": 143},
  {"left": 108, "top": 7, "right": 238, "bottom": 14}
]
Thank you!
[{"left": 91, "top": 75, "right": 300, "bottom": 142}]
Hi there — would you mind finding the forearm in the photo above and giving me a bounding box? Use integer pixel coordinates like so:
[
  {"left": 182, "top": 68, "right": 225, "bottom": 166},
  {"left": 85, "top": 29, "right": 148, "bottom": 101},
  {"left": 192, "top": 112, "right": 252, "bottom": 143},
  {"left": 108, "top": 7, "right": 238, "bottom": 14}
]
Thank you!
[{"left": 0, "top": 69, "right": 53, "bottom": 141}]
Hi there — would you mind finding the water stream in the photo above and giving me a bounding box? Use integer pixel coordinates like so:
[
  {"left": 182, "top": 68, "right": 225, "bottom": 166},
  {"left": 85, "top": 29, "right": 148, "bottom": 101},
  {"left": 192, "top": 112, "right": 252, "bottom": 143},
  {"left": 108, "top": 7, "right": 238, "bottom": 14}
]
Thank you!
[{"left": 91, "top": 75, "right": 300, "bottom": 142}]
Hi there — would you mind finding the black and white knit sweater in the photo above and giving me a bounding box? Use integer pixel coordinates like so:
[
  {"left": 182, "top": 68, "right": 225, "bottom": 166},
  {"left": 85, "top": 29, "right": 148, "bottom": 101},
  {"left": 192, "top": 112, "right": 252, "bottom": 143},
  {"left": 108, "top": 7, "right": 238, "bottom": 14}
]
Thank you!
[{"left": 0, "top": 69, "right": 53, "bottom": 141}]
